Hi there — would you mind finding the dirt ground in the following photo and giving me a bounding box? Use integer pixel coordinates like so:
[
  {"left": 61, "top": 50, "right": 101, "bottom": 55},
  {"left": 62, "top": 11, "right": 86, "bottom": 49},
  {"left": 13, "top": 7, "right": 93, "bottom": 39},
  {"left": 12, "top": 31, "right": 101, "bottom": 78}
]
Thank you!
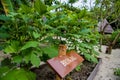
[
  {"left": 93, "top": 45, "right": 120, "bottom": 80},
  {"left": 0, "top": 51, "right": 11, "bottom": 63}
]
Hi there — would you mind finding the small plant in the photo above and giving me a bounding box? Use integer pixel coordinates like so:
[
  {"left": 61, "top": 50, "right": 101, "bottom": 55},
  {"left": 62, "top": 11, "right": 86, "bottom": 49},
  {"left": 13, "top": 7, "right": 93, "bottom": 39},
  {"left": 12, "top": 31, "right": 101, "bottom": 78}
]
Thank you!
[
  {"left": 75, "top": 63, "right": 83, "bottom": 71},
  {"left": 114, "top": 68, "right": 120, "bottom": 76}
]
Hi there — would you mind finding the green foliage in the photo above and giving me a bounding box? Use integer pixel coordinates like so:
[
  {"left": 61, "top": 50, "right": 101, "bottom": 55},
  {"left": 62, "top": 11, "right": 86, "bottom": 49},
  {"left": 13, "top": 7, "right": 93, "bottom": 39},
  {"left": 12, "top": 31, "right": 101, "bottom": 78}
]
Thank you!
[
  {"left": 0, "top": 3, "right": 45, "bottom": 71},
  {"left": 1, "top": 1, "right": 99, "bottom": 61},
  {"left": 0, "top": 0, "right": 48, "bottom": 69},
  {"left": 3, "top": 40, "right": 41, "bottom": 68},
  {"left": 0, "top": 1, "right": 101, "bottom": 79},
  {"left": 0, "top": 33, "right": 10, "bottom": 39},
  {"left": 34, "top": 0, "right": 47, "bottom": 15},
  {"left": 114, "top": 68, "right": 120, "bottom": 76},
  {"left": 30, "top": 53, "right": 40, "bottom": 67},
  {"left": 0, "top": 66, "right": 9, "bottom": 77},
  {"left": 0, "top": 15, "right": 10, "bottom": 21},
  {"left": 33, "top": 31, "right": 41, "bottom": 39},
  {"left": 84, "top": 53, "right": 98, "bottom": 63},
  {"left": 1, "top": 0, "right": 14, "bottom": 14},
  {"left": 40, "top": 4, "right": 100, "bottom": 63},
  {"left": 68, "top": 0, "right": 79, "bottom": 4},
  {"left": 42, "top": 45, "right": 58, "bottom": 58},
  {"left": 12, "top": 56, "right": 23, "bottom": 64},
  {"left": 0, "top": 67, "right": 36, "bottom": 80},
  {"left": 21, "top": 41, "right": 39, "bottom": 51},
  {"left": 75, "top": 63, "right": 82, "bottom": 71},
  {"left": 110, "top": 30, "right": 120, "bottom": 42},
  {"left": 4, "top": 41, "right": 20, "bottom": 54},
  {"left": 20, "top": 4, "right": 32, "bottom": 14},
  {"left": 44, "top": 0, "right": 53, "bottom": 6}
]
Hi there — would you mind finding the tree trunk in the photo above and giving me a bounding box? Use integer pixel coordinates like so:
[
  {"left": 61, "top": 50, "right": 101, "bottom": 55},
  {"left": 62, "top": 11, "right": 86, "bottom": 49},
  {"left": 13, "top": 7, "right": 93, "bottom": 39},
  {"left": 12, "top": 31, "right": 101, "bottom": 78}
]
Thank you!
[
  {"left": 106, "top": 32, "right": 120, "bottom": 54},
  {"left": 99, "top": 37, "right": 102, "bottom": 52},
  {"left": 112, "top": 32, "right": 120, "bottom": 46},
  {"left": 100, "top": 18, "right": 118, "bottom": 53},
  {"left": 106, "top": 45, "right": 112, "bottom": 54}
]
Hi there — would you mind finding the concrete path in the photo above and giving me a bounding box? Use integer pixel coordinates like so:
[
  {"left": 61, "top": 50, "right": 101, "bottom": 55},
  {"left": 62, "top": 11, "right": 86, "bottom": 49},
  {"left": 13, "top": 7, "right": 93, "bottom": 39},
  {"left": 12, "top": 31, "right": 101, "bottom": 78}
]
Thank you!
[{"left": 93, "top": 46, "right": 120, "bottom": 80}]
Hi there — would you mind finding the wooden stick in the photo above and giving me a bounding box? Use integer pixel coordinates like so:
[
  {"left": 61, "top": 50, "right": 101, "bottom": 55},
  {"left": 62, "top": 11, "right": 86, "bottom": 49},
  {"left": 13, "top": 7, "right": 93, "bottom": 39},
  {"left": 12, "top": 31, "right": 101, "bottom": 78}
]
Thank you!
[
  {"left": 56, "top": 44, "right": 67, "bottom": 80},
  {"left": 58, "top": 44, "right": 67, "bottom": 56},
  {"left": 56, "top": 75, "right": 63, "bottom": 80}
]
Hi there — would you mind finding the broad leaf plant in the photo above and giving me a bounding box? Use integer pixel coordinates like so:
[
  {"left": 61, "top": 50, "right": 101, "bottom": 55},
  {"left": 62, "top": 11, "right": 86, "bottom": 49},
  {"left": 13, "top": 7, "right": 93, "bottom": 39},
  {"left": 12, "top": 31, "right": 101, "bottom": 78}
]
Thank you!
[{"left": 0, "top": 0, "right": 100, "bottom": 79}]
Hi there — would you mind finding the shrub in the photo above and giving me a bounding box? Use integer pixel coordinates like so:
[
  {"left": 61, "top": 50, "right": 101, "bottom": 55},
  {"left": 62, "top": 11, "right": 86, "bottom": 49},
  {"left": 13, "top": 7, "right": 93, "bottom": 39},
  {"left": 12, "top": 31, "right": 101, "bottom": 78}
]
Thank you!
[{"left": 114, "top": 68, "right": 120, "bottom": 76}]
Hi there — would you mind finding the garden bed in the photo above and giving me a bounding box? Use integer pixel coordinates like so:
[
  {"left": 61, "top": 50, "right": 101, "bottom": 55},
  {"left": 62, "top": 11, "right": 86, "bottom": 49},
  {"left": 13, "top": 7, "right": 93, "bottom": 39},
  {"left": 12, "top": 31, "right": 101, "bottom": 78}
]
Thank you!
[{"left": 31, "top": 58, "right": 102, "bottom": 80}]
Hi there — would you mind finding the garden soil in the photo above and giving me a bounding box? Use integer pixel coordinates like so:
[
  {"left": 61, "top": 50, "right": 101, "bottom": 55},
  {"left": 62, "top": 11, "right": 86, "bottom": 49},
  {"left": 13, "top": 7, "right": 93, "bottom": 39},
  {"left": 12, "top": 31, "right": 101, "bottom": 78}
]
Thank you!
[{"left": 31, "top": 61, "right": 96, "bottom": 80}]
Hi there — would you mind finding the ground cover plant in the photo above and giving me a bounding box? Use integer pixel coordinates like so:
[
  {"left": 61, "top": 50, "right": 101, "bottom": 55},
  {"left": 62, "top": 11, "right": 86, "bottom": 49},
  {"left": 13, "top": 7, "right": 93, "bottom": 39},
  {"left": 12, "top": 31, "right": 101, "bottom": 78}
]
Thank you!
[{"left": 114, "top": 68, "right": 120, "bottom": 76}]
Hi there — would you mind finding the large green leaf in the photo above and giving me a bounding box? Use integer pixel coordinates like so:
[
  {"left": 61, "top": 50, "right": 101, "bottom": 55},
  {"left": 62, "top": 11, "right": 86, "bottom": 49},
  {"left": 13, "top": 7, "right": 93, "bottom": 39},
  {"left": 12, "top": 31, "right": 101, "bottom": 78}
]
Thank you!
[
  {"left": 0, "top": 15, "right": 10, "bottom": 21},
  {"left": 4, "top": 41, "right": 20, "bottom": 54},
  {"left": 79, "top": 47, "right": 88, "bottom": 54},
  {"left": 21, "top": 41, "right": 39, "bottom": 51},
  {"left": 80, "top": 28, "right": 91, "bottom": 35},
  {"left": 90, "top": 56, "right": 98, "bottom": 63},
  {"left": 84, "top": 53, "right": 91, "bottom": 61},
  {"left": 12, "top": 56, "right": 23, "bottom": 64},
  {"left": 20, "top": 4, "right": 32, "bottom": 14},
  {"left": 24, "top": 50, "right": 41, "bottom": 66},
  {"left": 84, "top": 53, "right": 98, "bottom": 63},
  {"left": 24, "top": 52, "right": 32, "bottom": 64},
  {"left": 0, "top": 66, "right": 9, "bottom": 77},
  {"left": 80, "top": 43, "right": 92, "bottom": 49},
  {"left": 1, "top": 68, "right": 36, "bottom": 80},
  {"left": 30, "top": 53, "right": 40, "bottom": 67},
  {"left": 34, "top": 0, "right": 47, "bottom": 15},
  {"left": 42, "top": 46, "right": 58, "bottom": 58},
  {"left": 33, "top": 31, "right": 41, "bottom": 39},
  {"left": 4, "top": 45, "right": 16, "bottom": 54}
]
